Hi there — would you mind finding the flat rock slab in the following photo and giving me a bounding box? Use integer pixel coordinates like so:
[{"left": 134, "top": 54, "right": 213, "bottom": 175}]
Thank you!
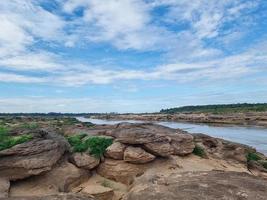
[
  {"left": 124, "top": 171, "right": 267, "bottom": 200},
  {"left": 124, "top": 147, "right": 155, "bottom": 164}
]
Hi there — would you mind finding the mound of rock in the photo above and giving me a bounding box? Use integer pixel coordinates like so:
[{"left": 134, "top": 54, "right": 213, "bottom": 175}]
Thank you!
[
  {"left": 70, "top": 153, "right": 100, "bottom": 170},
  {"left": 0, "top": 129, "right": 70, "bottom": 181},
  {"left": 104, "top": 142, "right": 126, "bottom": 160},
  {"left": 105, "top": 123, "right": 195, "bottom": 157},
  {"left": 124, "top": 171, "right": 267, "bottom": 200}
]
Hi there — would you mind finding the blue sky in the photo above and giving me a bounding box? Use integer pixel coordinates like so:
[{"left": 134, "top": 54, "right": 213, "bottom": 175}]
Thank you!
[{"left": 0, "top": 0, "right": 267, "bottom": 113}]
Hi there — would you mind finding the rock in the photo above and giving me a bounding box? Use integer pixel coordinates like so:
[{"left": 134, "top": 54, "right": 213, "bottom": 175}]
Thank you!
[
  {"left": 124, "top": 147, "right": 155, "bottom": 164},
  {"left": 80, "top": 185, "right": 114, "bottom": 200},
  {"left": 70, "top": 153, "right": 100, "bottom": 170},
  {"left": 9, "top": 161, "right": 90, "bottom": 197},
  {"left": 170, "top": 133, "right": 195, "bottom": 156},
  {"left": 0, "top": 178, "right": 9, "bottom": 198},
  {"left": 97, "top": 159, "right": 145, "bottom": 185},
  {"left": 0, "top": 130, "right": 69, "bottom": 181},
  {"left": 111, "top": 123, "right": 175, "bottom": 144},
  {"left": 143, "top": 142, "right": 174, "bottom": 157},
  {"left": 104, "top": 142, "right": 126, "bottom": 160},
  {"left": 124, "top": 171, "right": 267, "bottom": 200},
  {"left": 2, "top": 193, "right": 95, "bottom": 200}
]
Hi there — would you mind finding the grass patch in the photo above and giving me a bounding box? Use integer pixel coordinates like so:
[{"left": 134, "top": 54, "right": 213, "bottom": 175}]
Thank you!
[
  {"left": 246, "top": 152, "right": 262, "bottom": 162},
  {"left": 193, "top": 145, "right": 206, "bottom": 158},
  {"left": 0, "top": 125, "right": 33, "bottom": 151},
  {"left": 67, "top": 134, "right": 113, "bottom": 158},
  {"left": 20, "top": 122, "right": 39, "bottom": 130},
  {"left": 101, "top": 179, "right": 112, "bottom": 188}
]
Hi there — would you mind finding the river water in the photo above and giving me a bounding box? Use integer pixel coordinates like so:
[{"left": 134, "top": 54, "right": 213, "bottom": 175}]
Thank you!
[{"left": 77, "top": 117, "right": 267, "bottom": 155}]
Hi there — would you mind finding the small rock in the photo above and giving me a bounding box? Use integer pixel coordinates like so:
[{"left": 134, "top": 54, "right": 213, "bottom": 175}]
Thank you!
[
  {"left": 70, "top": 153, "right": 100, "bottom": 170},
  {"left": 170, "top": 133, "right": 195, "bottom": 156},
  {"left": 143, "top": 142, "right": 174, "bottom": 157},
  {"left": 124, "top": 147, "right": 155, "bottom": 164},
  {"left": 104, "top": 142, "right": 126, "bottom": 160},
  {"left": 81, "top": 185, "right": 114, "bottom": 200}
]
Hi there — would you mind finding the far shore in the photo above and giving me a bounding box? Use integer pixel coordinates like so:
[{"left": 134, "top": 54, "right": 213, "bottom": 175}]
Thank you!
[{"left": 89, "top": 112, "right": 267, "bottom": 128}]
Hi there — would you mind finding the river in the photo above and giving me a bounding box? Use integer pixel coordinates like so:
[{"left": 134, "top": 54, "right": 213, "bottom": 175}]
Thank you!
[{"left": 77, "top": 117, "right": 267, "bottom": 155}]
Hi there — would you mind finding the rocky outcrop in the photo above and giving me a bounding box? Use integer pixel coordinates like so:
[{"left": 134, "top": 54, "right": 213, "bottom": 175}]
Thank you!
[
  {"left": 124, "top": 171, "right": 267, "bottom": 200},
  {"left": 97, "top": 159, "right": 145, "bottom": 185},
  {"left": 104, "top": 123, "right": 194, "bottom": 157},
  {"left": 124, "top": 147, "right": 155, "bottom": 164},
  {"left": 193, "top": 133, "right": 258, "bottom": 163},
  {"left": 0, "top": 178, "right": 9, "bottom": 198},
  {"left": 3, "top": 193, "right": 95, "bottom": 200},
  {"left": 9, "top": 161, "right": 90, "bottom": 197},
  {"left": 0, "top": 130, "right": 69, "bottom": 181},
  {"left": 104, "top": 142, "right": 126, "bottom": 160},
  {"left": 70, "top": 153, "right": 100, "bottom": 170},
  {"left": 80, "top": 185, "right": 114, "bottom": 200}
]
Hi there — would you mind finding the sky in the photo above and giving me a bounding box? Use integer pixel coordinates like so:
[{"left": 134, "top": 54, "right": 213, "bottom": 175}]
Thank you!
[{"left": 0, "top": 0, "right": 267, "bottom": 113}]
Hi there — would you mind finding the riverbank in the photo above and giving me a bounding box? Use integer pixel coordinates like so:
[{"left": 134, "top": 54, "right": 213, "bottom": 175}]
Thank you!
[
  {"left": 90, "top": 112, "right": 267, "bottom": 127},
  {"left": 1, "top": 117, "right": 267, "bottom": 200}
]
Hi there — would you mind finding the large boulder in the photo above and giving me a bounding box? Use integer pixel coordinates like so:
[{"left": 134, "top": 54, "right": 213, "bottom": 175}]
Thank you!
[
  {"left": 124, "top": 147, "right": 155, "bottom": 164},
  {"left": 0, "top": 130, "right": 69, "bottom": 181},
  {"left": 9, "top": 161, "right": 90, "bottom": 197},
  {"left": 2, "top": 193, "right": 95, "bottom": 200},
  {"left": 97, "top": 159, "right": 145, "bottom": 185},
  {"left": 70, "top": 153, "right": 100, "bottom": 170},
  {"left": 124, "top": 171, "right": 267, "bottom": 200},
  {"left": 143, "top": 142, "right": 174, "bottom": 157},
  {"left": 170, "top": 133, "right": 195, "bottom": 156},
  {"left": 110, "top": 123, "right": 175, "bottom": 144},
  {"left": 0, "top": 178, "right": 9, "bottom": 198},
  {"left": 104, "top": 142, "right": 126, "bottom": 160}
]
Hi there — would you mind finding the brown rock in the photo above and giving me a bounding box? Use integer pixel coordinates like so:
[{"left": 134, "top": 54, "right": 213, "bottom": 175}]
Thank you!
[
  {"left": 124, "top": 171, "right": 267, "bottom": 200},
  {"left": 97, "top": 159, "right": 145, "bottom": 185},
  {"left": 9, "top": 161, "right": 90, "bottom": 197},
  {"left": 104, "top": 142, "right": 126, "bottom": 160},
  {"left": 124, "top": 147, "right": 155, "bottom": 164},
  {"left": 80, "top": 185, "right": 114, "bottom": 200},
  {"left": 0, "top": 178, "right": 9, "bottom": 198},
  {"left": 0, "top": 130, "right": 69, "bottom": 181},
  {"left": 143, "top": 142, "right": 174, "bottom": 157},
  {"left": 170, "top": 133, "right": 195, "bottom": 156},
  {"left": 70, "top": 153, "right": 100, "bottom": 170},
  {"left": 111, "top": 123, "right": 175, "bottom": 144},
  {"left": 2, "top": 193, "right": 95, "bottom": 200}
]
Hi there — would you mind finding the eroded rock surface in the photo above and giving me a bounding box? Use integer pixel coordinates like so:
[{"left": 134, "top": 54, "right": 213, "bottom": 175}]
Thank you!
[
  {"left": 97, "top": 159, "right": 145, "bottom": 185},
  {"left": 2, "top": 193, "right": 95, "bottom": 200},
  {"left": 70, "top": 153, "right": 100, "bottom": 170},
  {"left": 124, "top": 171, "right": 267, "bottom": 200},
  {"left": 80, "top": 185, "right": 114, "bottom": 200},
  {"left": 124, "top": 147, "right": 155, "bottom": 164},
  {"left": 0, "top": 178, "right": 9, "bottom": 198},
  {"left": 9, "top": 161, "right": 90, "bottom": 197},
  {"left": 0, "top": 130, "right": 69, "bottom": 181},
  {"left": 104, "top": 142, "right": 126, "bottom": 160}
]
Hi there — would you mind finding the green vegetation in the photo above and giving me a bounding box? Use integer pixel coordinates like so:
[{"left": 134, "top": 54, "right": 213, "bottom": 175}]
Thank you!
[
  {"left": 66, "top": 134, "right": 113, "bottom": 158},
  {"left": 246, "top": 152, "right": 262, "bottom": 162},
  {"left": 20, "top": 122, "right": 39, "bottom": 130},
  {"left": 160, "top": 103, "right": 267, "bottom": 114},
  {"left": 101, "top": 179, "right": 112, "bottom": 188},
  {"left": 0, "top": 125, "right": 33, "bottom": 151},
  {"left": 192, "top": 145, "right": 206, "bottom": 158}
]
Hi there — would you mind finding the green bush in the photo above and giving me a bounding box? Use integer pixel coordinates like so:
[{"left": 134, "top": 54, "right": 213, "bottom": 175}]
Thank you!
[
  {"left": 67, "top": 134, "right": 113, "bottom": 158},
  {"left": 85, "top": 137, "right": 113, "bottom": 158},
  {"left": 193, "top": 145, "right": 206, "bottom": 158},
  {"left": 246, "top": 152, "right": 262, "bottom": 162},
  {"left": 0, "top": 125, "right": 33, "bottom": 151}
]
